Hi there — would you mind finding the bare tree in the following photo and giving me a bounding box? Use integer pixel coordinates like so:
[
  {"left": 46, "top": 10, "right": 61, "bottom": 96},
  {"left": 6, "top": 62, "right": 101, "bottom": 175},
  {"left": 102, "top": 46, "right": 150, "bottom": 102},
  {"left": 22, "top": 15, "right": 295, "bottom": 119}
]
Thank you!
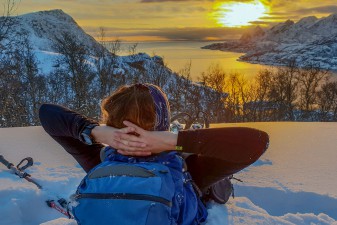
[
  {"left": 19, "top": 35, "right": 47, "bottom": 125},
  {"left": 269, "top": 60, "right": 300, "bottom": 120},
  {"left": 246, "top": 69, "right": 275, "bottom": 121},
  {"left": 167, "top": 74, "right": 185, "bottom": 114},
  {"left": 0, "top": 47, "right": 28, "bottom": 127},
  {"left": 177, "top": 62, "right": 204, "bottom": 120},
  {"left": 0, "top": 1, "right": 30, "bottom": 127},
  {"left": 297, "top": 64, "right": 329, "bottom": 120},
  {"left": 199, "top": 63, "right": 227, "bottom": 122},
  {"left": 108, "top": 38, "right": 121, "bottom": 56},
  {"left": 0, "top": 0, "right": 19, "bottom": 71},
  {"left": 93, "top": 27, "right": 121, "bottom": 99},
  {"left": 0, "top": 0, "right": 18, "bottom": 44},
  {"left": 225, "top": 73, "right": 251, "bottom": 122},
  {"left": 317, "top": 81, "right": 337, "bottom": 121},
  {"left": 230, "top": 73, "right": 254, "bottom": 122},
  {"left": 53, "top": 31, "right": 95, "bottom": 115},
  {"left": 96, "top": 27, "right": 121, "bottom": 56},
  {"left": 46, "top": 69, "right": 71, "bottom": 105},
  {"left": 128, "top": 43, "right": 138, "bottom": 55},
  {"left": 167, "top": 61, "right": 197, "bottom": 118}
]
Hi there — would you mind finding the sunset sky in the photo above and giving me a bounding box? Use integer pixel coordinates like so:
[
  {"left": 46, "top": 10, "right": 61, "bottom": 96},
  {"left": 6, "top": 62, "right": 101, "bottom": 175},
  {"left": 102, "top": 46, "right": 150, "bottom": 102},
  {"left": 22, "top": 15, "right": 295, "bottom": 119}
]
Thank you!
[{"left": 16, "top": 0, "right": 337, "bottom": 42}]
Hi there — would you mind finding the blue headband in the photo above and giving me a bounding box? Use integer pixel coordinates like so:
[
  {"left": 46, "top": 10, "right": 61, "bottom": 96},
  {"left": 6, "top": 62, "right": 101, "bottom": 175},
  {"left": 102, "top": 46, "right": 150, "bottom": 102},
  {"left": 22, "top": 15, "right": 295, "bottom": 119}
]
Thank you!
[{"left": 142, "top": 84, "right": 170, "bottom": 131}]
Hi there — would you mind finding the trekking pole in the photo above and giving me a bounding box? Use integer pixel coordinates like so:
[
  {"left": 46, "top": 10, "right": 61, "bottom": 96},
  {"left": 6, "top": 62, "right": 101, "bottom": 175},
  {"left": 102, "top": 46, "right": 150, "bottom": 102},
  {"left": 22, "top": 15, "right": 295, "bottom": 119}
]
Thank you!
[
  {"left": 0, "top": 155, "right": 43, "bottom": 189},
  {"left": 0, "top": 155, "right": 73, "bottom": 218},
  {"left": 46, "top": 199, "right": 72, "bottom": 218}
]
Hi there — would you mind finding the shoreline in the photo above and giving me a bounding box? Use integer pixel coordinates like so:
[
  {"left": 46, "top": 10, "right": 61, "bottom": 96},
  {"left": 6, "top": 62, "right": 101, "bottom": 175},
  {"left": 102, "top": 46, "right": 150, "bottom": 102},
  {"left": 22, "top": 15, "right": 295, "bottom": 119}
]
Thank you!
[{"left": 202, "top": 41, "right": 337, "bottom": 74}]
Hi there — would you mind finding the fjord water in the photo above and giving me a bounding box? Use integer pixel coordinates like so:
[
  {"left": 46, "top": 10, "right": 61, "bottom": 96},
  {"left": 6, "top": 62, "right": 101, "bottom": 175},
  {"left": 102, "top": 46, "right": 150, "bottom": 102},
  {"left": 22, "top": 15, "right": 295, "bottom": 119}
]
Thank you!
[{"left": 120, "top": 41, "right": 270, "bottom": 81}]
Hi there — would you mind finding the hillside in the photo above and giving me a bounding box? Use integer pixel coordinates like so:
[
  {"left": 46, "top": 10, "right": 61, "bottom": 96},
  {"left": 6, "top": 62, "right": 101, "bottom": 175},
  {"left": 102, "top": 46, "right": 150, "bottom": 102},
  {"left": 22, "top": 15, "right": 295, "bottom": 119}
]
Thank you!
[
  {"left": 203, "top": 14, "right": 337, "bottom": 70},
  {"left": 1, "top": 123, "right": 337, "bottom": 224},
  {"left": 1, "top": 9, "right": 219, "bottom": 128}
]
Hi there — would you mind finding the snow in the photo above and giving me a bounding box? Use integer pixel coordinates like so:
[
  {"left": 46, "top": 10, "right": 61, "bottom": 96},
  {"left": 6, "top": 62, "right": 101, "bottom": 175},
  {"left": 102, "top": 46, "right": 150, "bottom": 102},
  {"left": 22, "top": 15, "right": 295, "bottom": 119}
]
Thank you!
[
  {"left": 1, "top": 123, "right": 337, "bottom": 225},
  {"left": 34, "top": 50, "right": 62, "bottom": 75}
]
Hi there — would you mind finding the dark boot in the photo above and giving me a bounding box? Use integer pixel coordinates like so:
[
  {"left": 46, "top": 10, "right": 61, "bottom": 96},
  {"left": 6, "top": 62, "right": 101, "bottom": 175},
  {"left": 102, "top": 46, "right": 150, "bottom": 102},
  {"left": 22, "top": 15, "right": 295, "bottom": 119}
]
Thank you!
[{"left": 202, "top": 177, "right": 234, "bottom": 204}]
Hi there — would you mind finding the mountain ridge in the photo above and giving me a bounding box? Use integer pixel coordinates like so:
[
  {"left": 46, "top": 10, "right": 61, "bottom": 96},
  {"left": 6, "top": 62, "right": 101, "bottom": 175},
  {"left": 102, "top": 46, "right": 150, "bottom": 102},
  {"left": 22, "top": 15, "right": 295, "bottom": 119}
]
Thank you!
[
  {"left": 203, "top": 13, "right": 337, "bottom": 70},
  {"left": 12, "top": 9, "right": 99, "bottom": 53}
]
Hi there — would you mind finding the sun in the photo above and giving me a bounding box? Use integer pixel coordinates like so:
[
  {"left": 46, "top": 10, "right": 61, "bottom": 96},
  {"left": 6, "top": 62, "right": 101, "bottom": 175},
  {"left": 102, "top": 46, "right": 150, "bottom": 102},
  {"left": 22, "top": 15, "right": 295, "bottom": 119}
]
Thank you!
[{"left": 215, "top": 0, "right": 269, "bottom": 27}]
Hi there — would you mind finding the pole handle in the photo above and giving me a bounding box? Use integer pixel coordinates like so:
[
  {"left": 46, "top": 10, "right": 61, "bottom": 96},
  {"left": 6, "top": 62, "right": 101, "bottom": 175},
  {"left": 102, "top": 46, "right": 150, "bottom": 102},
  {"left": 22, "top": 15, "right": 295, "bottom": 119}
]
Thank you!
[
  {"left": 17, "top": 157, "right": 34, "bottom": 171},
  {"left": 0, "top": 155, "right": 14, "bottom": 169}
]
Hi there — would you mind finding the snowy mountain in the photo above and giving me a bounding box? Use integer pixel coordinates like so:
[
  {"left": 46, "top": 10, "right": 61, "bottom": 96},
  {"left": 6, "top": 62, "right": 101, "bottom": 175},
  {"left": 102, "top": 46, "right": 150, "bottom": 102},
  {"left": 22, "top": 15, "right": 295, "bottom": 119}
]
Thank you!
[
  {"left": 4, "top": 9, "right": 181, "bottom": 81},
  {"left": 11, "top": 9, "right": 100, "bottom": 53},
  {"left": 1, "top": 123, "right": 337, "bottom": 225},
  {"left": 203, "top": 13, "right": 337, "bottom": 70}
]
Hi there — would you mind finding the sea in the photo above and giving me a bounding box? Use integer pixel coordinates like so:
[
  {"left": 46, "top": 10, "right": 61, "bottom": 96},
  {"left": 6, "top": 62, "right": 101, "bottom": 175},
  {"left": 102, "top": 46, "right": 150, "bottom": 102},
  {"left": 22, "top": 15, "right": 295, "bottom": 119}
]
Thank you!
[{"left": 120, "top": 41, "right": 271, "bottom": 81}]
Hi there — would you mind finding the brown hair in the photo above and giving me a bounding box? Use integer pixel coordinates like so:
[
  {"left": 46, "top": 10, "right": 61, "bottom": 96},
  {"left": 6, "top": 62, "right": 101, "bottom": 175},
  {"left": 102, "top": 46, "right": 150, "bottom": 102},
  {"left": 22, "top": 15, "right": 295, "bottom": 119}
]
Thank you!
[{"left": 101, "top": 84, "right": 156, "bottom": 131}]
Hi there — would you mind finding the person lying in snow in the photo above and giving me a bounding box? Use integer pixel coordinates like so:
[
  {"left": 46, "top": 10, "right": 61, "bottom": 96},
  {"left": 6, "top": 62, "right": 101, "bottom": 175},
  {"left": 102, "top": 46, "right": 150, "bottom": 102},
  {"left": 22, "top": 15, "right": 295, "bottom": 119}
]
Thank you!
[{"left": 39, "top": 83, "right": 269, "bottom": 225}]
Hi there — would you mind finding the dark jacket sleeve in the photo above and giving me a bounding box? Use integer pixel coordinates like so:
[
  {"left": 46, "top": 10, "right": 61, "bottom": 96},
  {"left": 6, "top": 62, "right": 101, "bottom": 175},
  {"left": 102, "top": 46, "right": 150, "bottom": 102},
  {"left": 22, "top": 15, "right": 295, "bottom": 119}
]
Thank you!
[
  {"left": 39, "top": 103, "right": 99, "bottom": 143},
  {"left": 177, "top": 127, "right": 269, "bottom": 164},
  {"left": 39, "top": 104, "right": 103, "bottom": 172}
]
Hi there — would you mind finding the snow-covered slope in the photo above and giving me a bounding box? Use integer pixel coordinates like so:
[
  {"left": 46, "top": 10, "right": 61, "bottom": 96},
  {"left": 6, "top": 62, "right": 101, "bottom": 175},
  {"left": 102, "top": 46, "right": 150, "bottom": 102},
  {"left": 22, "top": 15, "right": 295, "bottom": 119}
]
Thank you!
[
  {"left": 1, "top": 123, "right": 337, "bottom": 225},
  {"left": 11, "top": 9, "right": 99, "bottom": 53},
  {"left": 203, "top": 14, "right": 337, "bottom": 70}
]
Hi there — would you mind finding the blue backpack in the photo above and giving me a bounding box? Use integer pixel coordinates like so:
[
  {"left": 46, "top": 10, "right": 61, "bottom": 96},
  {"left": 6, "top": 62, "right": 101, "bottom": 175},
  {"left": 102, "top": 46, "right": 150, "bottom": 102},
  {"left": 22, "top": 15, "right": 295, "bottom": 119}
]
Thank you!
[{"left": 71, "top": 147, "right": 208, "bottom": 225}]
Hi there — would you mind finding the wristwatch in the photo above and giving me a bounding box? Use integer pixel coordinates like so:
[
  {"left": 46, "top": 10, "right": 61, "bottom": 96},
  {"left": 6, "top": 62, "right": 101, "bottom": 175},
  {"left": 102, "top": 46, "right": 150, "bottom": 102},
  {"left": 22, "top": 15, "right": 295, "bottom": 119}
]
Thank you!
[{"left": 80, "top": 124, "right": 98, "bottom": 145}]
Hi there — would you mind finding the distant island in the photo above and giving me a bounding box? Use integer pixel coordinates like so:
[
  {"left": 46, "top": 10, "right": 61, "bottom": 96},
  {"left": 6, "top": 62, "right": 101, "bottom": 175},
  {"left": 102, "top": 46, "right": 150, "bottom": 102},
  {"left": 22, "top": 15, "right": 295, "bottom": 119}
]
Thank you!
[{"left": 203, "top": 14, "right": 337, "bottom": 71}]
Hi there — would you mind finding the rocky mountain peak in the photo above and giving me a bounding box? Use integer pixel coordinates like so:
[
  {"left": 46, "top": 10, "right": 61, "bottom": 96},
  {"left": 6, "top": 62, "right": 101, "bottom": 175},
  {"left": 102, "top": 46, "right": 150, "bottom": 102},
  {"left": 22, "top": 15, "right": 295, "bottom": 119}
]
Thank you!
[
  {"left": 295, "top": 16, "right": 318, "bottom": 28},
  {"left": 12, "top": 9, "right": 98, "bottom": 52},
  {"left": 240, "top": 25, "right": 265, "bottom": 43},
  {"left": 253, "top": 25, "right": 265, "bottom": 37},
  {"left": 269, "top": 19, "right": 294, "bottom": 34}
]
